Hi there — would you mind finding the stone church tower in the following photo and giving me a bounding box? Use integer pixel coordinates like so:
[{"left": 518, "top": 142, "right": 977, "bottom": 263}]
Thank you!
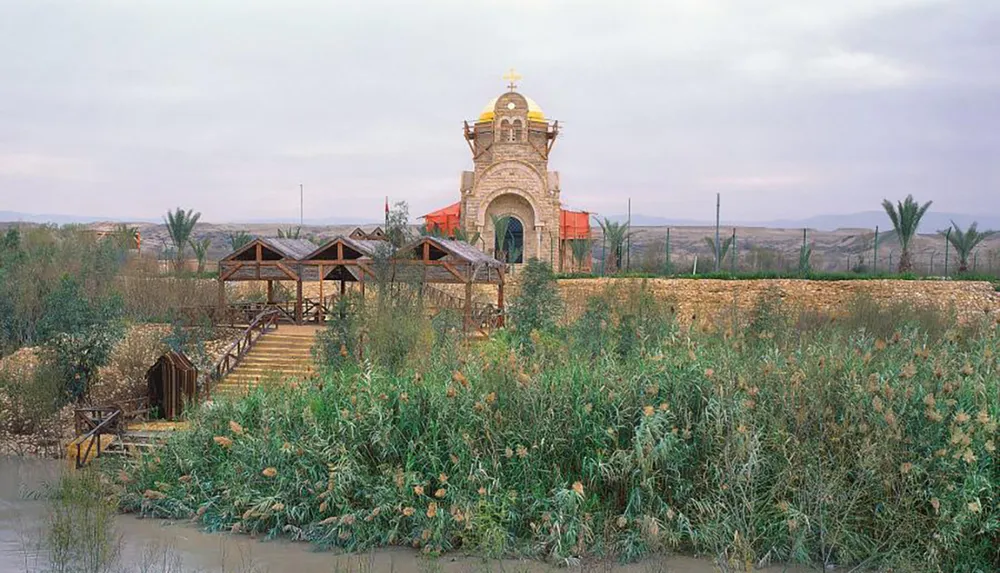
[{"left": 459, "top": 73, "right": 563, "bottom": 268}]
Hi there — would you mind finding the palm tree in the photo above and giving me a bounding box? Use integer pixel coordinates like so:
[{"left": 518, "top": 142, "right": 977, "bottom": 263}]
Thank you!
[
  {"left": 277, "top": 226, "right": 301, "bottom": 239},
  {"left": 881, "top": 195, "right": 932, "bottom": 273},
  {"left": 451, "top": 226, "right": 482, "bottom": 246},
  {"left": 189, "top": 237, "right": 212, "bottom": 274},
  {"left": 598, "top": 218, "right": 631, "bottom": 273},
  {"left": 491, "top": 214, "right": 514, "bottom": 263},
  {"left": 798, "top": 241, "right": 813, "bottom": 274},
  {"left": 110, "top": 223, "right": 139, "bottom": 252},
  {"left": 227, "top": 231, "right": 253, "bottom": 251},
  {"left": 940, "top": 221, "right": 995, "bottom": 273},
  {"left": 569, "top": 238, "right": 592, "bottom": 272},
  {"left": 164, "top": 208, "right": 201, "bottom": 268},
  {"left": 703, "top": 235, "right": 734, "bottom": 271}
]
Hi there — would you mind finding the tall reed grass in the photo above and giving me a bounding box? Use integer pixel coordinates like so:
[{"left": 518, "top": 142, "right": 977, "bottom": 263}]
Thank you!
[{"left": 110, "top": 283, "right": 999, "bottom": 571}]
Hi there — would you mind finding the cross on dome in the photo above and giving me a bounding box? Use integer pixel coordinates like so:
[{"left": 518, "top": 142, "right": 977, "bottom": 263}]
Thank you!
[{"left": 502, "top": 68, "right": 522, "bottom": 91}]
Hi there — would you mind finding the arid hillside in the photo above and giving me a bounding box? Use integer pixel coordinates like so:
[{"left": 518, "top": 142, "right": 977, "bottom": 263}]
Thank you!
[{"left": 4, "top": 220, "right": 998, "bottom": 275}]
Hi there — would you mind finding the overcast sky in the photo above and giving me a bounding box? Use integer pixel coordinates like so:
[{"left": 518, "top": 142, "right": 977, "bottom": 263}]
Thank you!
[{"left": 0, "top": 0, "right": 997, "bottom": 223}]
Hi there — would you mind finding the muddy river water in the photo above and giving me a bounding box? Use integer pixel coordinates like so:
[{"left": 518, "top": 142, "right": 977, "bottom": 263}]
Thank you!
[{"left": 0, "top": 457, "right": 810, "bottom": 573}]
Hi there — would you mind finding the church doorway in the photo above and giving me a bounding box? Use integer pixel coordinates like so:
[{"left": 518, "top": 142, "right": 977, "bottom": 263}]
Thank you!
[{"left": 494, "top": 216, "right": 524, "bottom": 264}]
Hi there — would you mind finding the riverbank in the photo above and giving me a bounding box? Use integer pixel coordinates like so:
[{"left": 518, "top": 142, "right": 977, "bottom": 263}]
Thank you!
[
  {"left": 108, "top": 283, "right": 999, "bottom": 571},
  {"left": 1, "top": 457, "right": 809, "bottom": 573}
]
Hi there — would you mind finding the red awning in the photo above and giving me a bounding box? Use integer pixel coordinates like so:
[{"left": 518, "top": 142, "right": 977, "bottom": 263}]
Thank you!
[
  {"left": 422, "top": 202, "right": 462, "bottom": 237},
  {"left": 560, "top": 209, "right": 591, "bottom": 240}
]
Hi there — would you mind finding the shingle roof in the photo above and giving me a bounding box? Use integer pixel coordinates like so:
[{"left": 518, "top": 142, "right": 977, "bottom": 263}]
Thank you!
[
  {"left": 302, "top": 236, "right": 382, "bottom": 260},
  {"left": 261, "top": 238, "right": 320, "bottom": 260},
  {"left": 417, "top": 236, "right": 504, "bottom": 269}
]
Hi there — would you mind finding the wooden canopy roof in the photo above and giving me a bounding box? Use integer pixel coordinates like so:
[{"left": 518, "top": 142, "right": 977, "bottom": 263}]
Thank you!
[{"left": 219, "top": 235, "right": 504, "bottom": 285}]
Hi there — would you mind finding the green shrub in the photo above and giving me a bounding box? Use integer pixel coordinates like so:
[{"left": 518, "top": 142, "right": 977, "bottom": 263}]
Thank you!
[
  {"left": 508, "top": 259, "right": 562, "bottom": 345},
  {"left": 111, "top": 296, "right": 999, "bottom": 570}
]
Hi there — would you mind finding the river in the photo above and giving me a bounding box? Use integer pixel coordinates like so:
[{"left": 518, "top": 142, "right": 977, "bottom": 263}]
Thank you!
[{"left": 0, "top": 457, "right": 811, "bottom": 573}]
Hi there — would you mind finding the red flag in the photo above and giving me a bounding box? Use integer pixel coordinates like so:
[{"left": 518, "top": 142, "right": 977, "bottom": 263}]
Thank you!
[{"left": 385, "top": 196, "right": 389, "bottom": 214}]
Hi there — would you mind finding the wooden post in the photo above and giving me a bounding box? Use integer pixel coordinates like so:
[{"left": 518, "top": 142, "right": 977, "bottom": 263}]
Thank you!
[
  {"left": 318, "top": 264, "right": 324, "bottom": 323},
  {"left": 464, "top": 280, "right": 473, "bottom": 333},
  {"left": 295, "top": 280, "right": 303, "bottom": 323},
  {"left": 497, "top": 282, "right": 505, "bottom": 328},
  {"left": 340, "top": 279, "right": 346, "bottom": 319},
  {"left": 217, "top": 278, "right": 226, "bottom": 312},
  {"left": 266, "top": 280, "right": 274, "bottom": 304}
]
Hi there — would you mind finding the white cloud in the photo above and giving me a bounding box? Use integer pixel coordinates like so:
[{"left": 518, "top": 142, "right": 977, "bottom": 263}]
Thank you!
[{"left": 807, "top": 47, "right": 918, "bottom": 89}]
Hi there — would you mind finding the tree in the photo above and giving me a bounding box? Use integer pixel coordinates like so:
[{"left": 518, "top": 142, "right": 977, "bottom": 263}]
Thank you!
[
  {"left": 703, "top": 235, "right": 734, "bottom": 271},
  {"left": 798, "top": 241, "right": 813, "bottom": 274},
  {"left": 940, "top": 221, "right": 995, "bottom": 273},
  {"left": 277, "top": 227, "right": 301, "bottom": 239},
  {"left": 189, "top": 237, "right": 212, "bottom": 274},
  {"left": 598, "top": 218, "right": 631, "bottom": 273},
  {"left": 37, "top": 276, "right": 124, "bottom": 403},
  {"left": 384, "top": 201, "right": 412, "bottom": 248},
  {"left": 491, "top": 214, "right": 514, "bottom": 263},
  {"left": 881, "top": 195, "right": 932, "bottom": 273},
  {"left": 452, "top": 226, "right": 482, "bottom": 246},
  {"left": 164, "top": 208, "right": 201, "bottom": 269},
  {"left": 227, "top": 231, "right": 253, "bottom": 251},
  {"left": 508, "top": 258, "right": 562, "bottom": 344},
  {"left": 569, "top": 239, "right": 592, "bottom": 272},
  {"left": 109, "top": 224, "right": 139, "bottom": 252}
]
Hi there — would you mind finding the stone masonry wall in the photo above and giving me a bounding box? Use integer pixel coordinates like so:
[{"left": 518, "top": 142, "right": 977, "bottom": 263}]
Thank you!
[{"left": 553, "top": 278, "right": 1000, "bottom": 326}]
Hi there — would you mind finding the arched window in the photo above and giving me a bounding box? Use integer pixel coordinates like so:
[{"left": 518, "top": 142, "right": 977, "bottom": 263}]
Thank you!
[
  {"left": 511, "top": 119, "right": 523, "bottom": 142},
  {"left": 494, "top": 216, "right": 524, "bottom": 264},
  {"left": 499, "top": 119, "right": 511, "bottom": 142}
]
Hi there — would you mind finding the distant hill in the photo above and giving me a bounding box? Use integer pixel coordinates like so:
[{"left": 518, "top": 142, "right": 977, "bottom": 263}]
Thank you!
[
  {"left": 0, "top": 211, "right": 377, "bottom": 226},
  {"left": 611, "top": 211, "right": 1000, "bottom": 232}
]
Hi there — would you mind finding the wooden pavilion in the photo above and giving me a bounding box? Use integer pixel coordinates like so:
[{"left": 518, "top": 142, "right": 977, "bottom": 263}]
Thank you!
[{"left": 217, "top": 235, "right": 505, "bottom": 328}]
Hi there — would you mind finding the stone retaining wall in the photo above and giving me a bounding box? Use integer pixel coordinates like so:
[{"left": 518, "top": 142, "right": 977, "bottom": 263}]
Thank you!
[{"left": 554, "top": 278, "right": 1000, "bottom": 325}]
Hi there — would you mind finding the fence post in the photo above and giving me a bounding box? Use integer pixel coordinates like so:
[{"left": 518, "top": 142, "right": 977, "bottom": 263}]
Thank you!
[
  {"left": 930, "top": 252, "right": 935, "bottom": 274},
  {"left": 889, "top": 250, "right": 894, "bottom": 270},
  {"left": 944, "top": 228, "right": 950, "bottom": 276},
  {"left": 664, "top": 228, "right": 672, "bottom": 275},
  {"left": 714, "top": 193, "right": 721, "bottom": 273},
  {"left": 731, "top": 228, "right": 737, "bottom": 274},
  {"left": 601, "top": 231, "right": 606, "bottom": 276},
  {"left": 873, "top": 226, "right": 879, "bottom": 274},
  {"left": 801, "top": 228, "right": 808, "bottom": 275}
]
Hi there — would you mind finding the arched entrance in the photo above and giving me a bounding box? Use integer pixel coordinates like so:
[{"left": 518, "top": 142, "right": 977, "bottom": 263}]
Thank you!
[{"left": 494, "top": 216, "right": 524, "bottom": 264}]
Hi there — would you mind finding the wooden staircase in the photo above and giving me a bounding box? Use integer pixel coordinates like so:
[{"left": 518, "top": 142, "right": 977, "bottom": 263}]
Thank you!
[{"left": 211, "top": 325, "right": 321, "bottom": 398}]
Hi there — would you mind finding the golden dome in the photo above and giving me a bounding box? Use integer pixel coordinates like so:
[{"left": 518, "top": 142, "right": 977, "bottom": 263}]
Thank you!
[{"left": 478, "top": 94, "right": 546, "bottom": 123}]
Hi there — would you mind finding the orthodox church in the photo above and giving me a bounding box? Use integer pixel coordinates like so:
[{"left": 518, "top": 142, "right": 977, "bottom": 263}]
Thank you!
[{"left": 423, "top": 70, "right": 591, "bottom": 272}]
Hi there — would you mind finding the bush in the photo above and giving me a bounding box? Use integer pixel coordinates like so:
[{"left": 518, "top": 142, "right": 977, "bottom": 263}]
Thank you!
[
  {"left": 508, "top": 258, "right": 562, "bottom": 345},
  {"left": 112, "top": 294, "right": 999, "bottom": 570}
]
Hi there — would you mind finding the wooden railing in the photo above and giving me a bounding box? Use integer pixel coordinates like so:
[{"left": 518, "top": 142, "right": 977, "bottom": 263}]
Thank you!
[
  {"left": 72, "top": 407, "right": 121, "bottom": 469},
  {"left": 205, "top": 308, "right": 280, "bottom": 398},
  {"left": 422, "top": 285, "right": 503, "bottom": 330}
]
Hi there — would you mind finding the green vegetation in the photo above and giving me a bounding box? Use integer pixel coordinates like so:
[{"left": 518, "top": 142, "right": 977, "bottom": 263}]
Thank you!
[
  {"left": 163, "top": 208, "right": 201, "bottom": 269},
  {"left": 703, "top": 235, "right": 734, "bottom": 271},
  {"left": 569, "top": 238, "right": 592, "bottom": 271},
  {"left": 228, "top": 231, "right": 254, "bottom": 251},
  {"left": 491, "top": 214, "right": 520, "bottom": 264},
  {"left": 597, "top": 219, "right": 631, "bottom": 273},
  {"left": 942, "top": 221, "right": 996, "bottom": 274},
  {"left": 112, "top": 264, "right": 999, "bottom": 571},
  {"left": 881, "top": 195, "right": 932, "bottom": 273},
  {"left": 189, "top": 236, "right": 212, "bottom": 274},
  {"left": 277, "top": 226, "right": 302, "bottom": 239}
]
